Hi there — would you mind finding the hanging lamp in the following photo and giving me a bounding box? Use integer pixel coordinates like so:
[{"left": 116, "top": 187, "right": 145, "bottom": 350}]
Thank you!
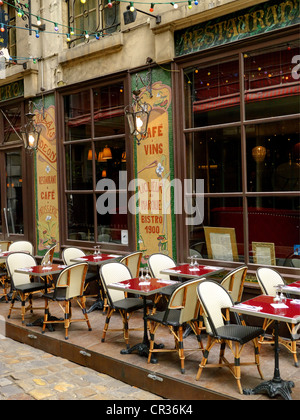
[
  {"left": 20, "top": 101, "right": 42, "bottom": 152},
  {"left": 102, "top": 145, "right": 112, "bottom": 159},
  {"left": 125, "top": 89, "right": 152, "bottom": 145},
  {"left": 125, "top": 60, "right": 153, "bottom": 145}
]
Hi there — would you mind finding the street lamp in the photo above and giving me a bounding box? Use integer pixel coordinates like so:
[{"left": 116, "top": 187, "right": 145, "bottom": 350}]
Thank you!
[{"left": 20, "top": 101, "right": 42, "bottom": 152}]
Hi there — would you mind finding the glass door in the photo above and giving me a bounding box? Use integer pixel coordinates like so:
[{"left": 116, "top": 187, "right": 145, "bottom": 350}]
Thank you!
[{"left": 0, "top": 148, "right": 24, "bottom": 239}]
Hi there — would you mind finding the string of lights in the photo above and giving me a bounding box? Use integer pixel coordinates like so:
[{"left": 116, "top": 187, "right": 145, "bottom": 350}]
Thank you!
[
  {"left": 0, "top": 0, "right": 201, "bottom": 39},
  {"left": 0, "top": 0, "right": 201, "bottom": 63}
]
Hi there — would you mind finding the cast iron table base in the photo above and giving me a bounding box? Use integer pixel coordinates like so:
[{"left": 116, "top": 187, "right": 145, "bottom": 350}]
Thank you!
[
  {"left": 120, "top": 296, "right": 164, "bottom": 364},
  {"left": 243, "top": 320, "right": 295, "bottom": 400}
]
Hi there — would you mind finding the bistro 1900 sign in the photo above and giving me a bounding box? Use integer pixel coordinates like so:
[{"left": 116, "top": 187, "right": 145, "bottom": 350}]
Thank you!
[{"left": 175, "top": 0, "right": 300, "bottom": 56}]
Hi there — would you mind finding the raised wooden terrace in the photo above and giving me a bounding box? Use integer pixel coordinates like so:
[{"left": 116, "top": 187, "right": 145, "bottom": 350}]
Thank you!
[{"left": 0, "top": 293, "right": 299, "bottom": 401}]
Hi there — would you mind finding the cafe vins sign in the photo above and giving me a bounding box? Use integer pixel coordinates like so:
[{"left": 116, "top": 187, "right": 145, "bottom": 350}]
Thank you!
[{"left": 175, "top": 0, "right": 300, "bottom": 56}]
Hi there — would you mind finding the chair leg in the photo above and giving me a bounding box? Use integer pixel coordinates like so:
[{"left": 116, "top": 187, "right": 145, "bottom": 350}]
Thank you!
[
  {"left": 147, "top": 321, "right": 158, "bottom": 364},
  {"left": 196, "top": 335, "right": 215, "bottom": 381},
  {"left": 178, "top": 326, "right": 185, "bottom": 374},
  {"left": 189, "top": 320, "right": 204, "bottom": 351},
  {"left": 64, "top": 301, "right": 70, "bottom": 340},
  {"left": 7, "top": 290, "right": 17, "bottom": 319},
  {"left": 28, "top": 293, "right": 33, "bottom": 314},
  {"left": 253, "top": 337, "right": 264, "bottom": 379},
  {"left": 234, "top": 341, "right": 243, "bottom": 395},
  {"left": 120, "top": 310, "right": 130, "bottom": 348},
  {"left": 102, "top": 308, "right": 113, "bottom": 342},
  {"left": 42, "top": 298, "right": 49, "bottom": 334},
  {"left": 219, "top": 341, "right": 226, "bottom": 364},
  {"left": 291, "top": 340, "right": 298, "bottom": 367},
  {"left": 0, "top": 277, "right": 8, "bottom": 302},
  {"left": 20, "top": 293, "right": 26, "bottom": 324},
  {"left": 81, "top": 297, "right": 92, "bottom": 331}
]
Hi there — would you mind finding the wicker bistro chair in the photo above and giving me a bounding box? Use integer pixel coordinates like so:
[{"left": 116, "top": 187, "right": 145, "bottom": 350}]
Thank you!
[
  {"left": 120, "top": 251, "right": 142, "bottom": 278},
  {"left": 99, "top": 262, "right": 153, "bottom": 348},
  {"left": 6, "top": 253, "right": 45, "bottom": 324},
  {"left": 0, "top": 241, "right": 12, "bottom": 252},
  {"left": 62, "top": 247, "right": 99, "bottom": 294},
  {"left": 146, "top": 278, "right": 204, "bottom": 374},
  {"left": 109, "top": 251, "right": 143, "bottom": 311},
  {"left": 0, "top": 269, "right": 10, "bottom": 302},
  {"left": 148, "top": 253, "right": 181, "bottom": 309},
  {"left": 0, "top": 241, "right": 12, "bottom": 302},
  {"left": 256, "top": 267, "right": 299, "bottom": 367},
  {"left": 41, "top": 243, "right": 56, "bottom": 266},
  {"left": 220, "top": 265, "right": 247, "bottom": 304},
  {"left": 9, "top": 241, "right": 34, "bottom": 255},
  {"left": 40, "top": 243, "right": 57, "bottom": 287},
  {"left": 42, "top": 262, "right": 92, "bottom": 340},
  {"left": 196, "top": 280, "right": 264, "bottom": 395}
]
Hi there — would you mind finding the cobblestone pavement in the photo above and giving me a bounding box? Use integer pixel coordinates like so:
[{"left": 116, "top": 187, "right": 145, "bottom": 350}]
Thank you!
[{"left": 0, "top": 334, "right": 164, "bottom": 401}]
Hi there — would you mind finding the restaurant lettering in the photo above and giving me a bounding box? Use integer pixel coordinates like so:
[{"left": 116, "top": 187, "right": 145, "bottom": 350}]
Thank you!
[
  {"left": 0, "top": 80, "right": 23, "bottom": 102},
  {"left": 35, "top": 103, "right": 59, "bottom": 254},
  {"left": 175, "top": 0, "right": 300, "bottom": 56},
  {"left": 38, "top": 138, "right": 57, "bottom": 163}
]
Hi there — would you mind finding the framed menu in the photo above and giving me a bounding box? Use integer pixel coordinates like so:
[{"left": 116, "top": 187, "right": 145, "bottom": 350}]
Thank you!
[
  {"left": 204, "top": 227, "right": 239, "bottom": 262},
  {"left": 252, "top": 242, "right": 276, "bottom": 266}
]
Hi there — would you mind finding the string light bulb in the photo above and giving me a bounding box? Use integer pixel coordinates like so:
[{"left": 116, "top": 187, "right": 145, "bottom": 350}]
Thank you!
[
  {"left": 36, "top": 16, "right": 41, "bottom": 26},
  {"left": 149, "top": 3, "right": 154, "bottom": 12},
  {"left": 108, "top": 1, "right": 113, "bottom": 7},
  {"left": 84, "top": 30, "right": 89, "bottom": 39},
  {"left": 70, "top": 27, "right": 74, "bottom": 35},
  {"left": 17, "top": 8, "right": 23, "bottom": 17},
  {"left": 54, "top": 23, "right": 58, "bottom": 31},
  {"left": 171, "top": 2, "right": 178, "bottom": 8},
  {"left": 129, "top": 2, "right": 135, "bottom": 12},
  {"left": 95, "top": 32, "right": 100, "bottom": 40},
  {"left": 35, "top": 30, "right": 39, "bottom": 38},
  {"left": 0, "top": 23, "right": 4, "bottom": 33},
  {"left": 194, "top": 0, "right": 198, "bottom": 4},
  {"left": 66, "top": 33, "right": 71, "bottom": 42},
  {"left": 188, "top": 1, "right": 192, "bottom": 9},
  {"left": 81, "top": 0, "right": 87, "bottom": 3}
]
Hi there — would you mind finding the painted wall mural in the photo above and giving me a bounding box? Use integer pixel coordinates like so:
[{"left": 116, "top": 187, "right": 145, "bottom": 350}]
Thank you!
[
  {"left": 34, "top": 96, "right": 59, "bottom": 256},
  {"left": 134, "top": 68, "right": 176, "bottom": 264}
]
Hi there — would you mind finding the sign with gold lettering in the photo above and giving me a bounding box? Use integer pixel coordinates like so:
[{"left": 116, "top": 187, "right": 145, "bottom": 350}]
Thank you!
[
  {"left": 0, "top": 80, "right": 23, "bottom": 102},
  {"left": 134, "top": 69, "right": 176, "bottom": 263},
  {"left": 175, "top": 0, "right": 300, "bottom": 56},
  {"left": 34, "top": 97, "right": 59, "bottom": 256}
]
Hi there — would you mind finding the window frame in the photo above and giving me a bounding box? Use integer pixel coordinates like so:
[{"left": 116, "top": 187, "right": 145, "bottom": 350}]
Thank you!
[
  {"left": 67, "top": 0, "right": 120, "bottom": 47},
  {"left": 57, "top": 73, "right": 135, "bottom": 254},
  {"left": 173, "top": 27, "right": 300, "bottom": 278}
]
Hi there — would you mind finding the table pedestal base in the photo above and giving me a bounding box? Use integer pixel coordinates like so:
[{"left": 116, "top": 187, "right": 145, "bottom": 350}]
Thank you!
[
  {"left": 120, "top": 342, "right": 164, "bottom": 364},
  {"left": 243, "top": 378, "right": 294, "bottom": 400},
  {"left": 87, "top": 298, "right": 104, "bottom": 313},
  {"left": 27, "top": 315, "right": 63, "bottom": 332}
]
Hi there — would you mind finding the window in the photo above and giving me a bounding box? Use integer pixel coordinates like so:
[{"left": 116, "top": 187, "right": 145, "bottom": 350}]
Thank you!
[
  {"left": 183, "top": 41, "right": 300, "bottom": 269},
  {"left": 7, "top": 1, "right": 16, "bottom": 59},
  {"left": 63, "top": 80, "right": 128, "bottom": 246},
  {"left": 67, "top": 0, "right": 120, "bottom": 47},
  {"left": 2, "top": 104, "right": 22, "bottom": 143},
  {"left": 184, "top": 57, "right": 240, "bottom": 127}
]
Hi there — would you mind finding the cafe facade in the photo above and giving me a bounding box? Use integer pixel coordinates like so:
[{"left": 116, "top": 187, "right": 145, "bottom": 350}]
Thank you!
[{"left": 0, "top": 0, "right": 299, "bottom": 281}]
